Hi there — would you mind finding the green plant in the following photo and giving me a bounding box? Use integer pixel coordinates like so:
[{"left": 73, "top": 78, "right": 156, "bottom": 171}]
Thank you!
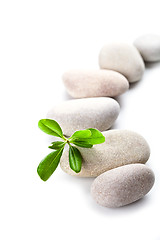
[{"left": 37, "top": 119, "right": 105, "bottom": 181}]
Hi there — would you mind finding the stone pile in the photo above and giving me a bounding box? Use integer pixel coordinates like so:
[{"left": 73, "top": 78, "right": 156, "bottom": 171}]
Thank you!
[{"left": 48, "top": 34, "right": 160, "bottom": 208}]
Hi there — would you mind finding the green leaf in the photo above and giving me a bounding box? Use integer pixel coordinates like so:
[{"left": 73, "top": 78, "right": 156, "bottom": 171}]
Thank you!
[
  {"left": 86, "top": 128, "right": 105, "bottom": 144},
  {"left": 70, "top": 129, "right": 91, "bottom": 140},
  {"left": 71, "top": 139, "right": 93, "bottom": 148},
  {"left": 69, "top": 146, "right": 82, "bottom": 173},
  {"left": 37, "top": 148, "right": 64, "bottom": 181},
  {"left": 49, "top": 141, "right": 66, "bottom": 150},
  {"left": 70, "top": 128, "right": 105, "bottom": 145},
  {"left": 38, "top": 119, "right": 63, "bottom": 138}
]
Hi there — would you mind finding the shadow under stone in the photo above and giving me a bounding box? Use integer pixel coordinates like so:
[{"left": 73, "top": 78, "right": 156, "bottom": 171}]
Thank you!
[{"left": 145, "top": 61, "right": 160, "bottom": 69}]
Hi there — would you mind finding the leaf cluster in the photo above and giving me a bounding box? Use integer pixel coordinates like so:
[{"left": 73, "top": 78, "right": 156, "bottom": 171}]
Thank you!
[{"left": 37, "top": 119, "right": 105, "bottom": 181}]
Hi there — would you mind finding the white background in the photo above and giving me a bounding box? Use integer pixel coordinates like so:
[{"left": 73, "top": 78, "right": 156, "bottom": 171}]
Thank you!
[{"left": 0, "top": 0, "right": 160, "bottom": 239}]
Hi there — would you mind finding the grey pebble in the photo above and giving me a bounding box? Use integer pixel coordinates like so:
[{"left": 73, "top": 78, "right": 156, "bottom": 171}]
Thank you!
[
  {"left": 62, "top": 69, "right": 129, "bottom": 98},
  {"left": 47, "top": 97, "right": 120, "bottom": 136},
  {"left": 91, "top": 164, "right": 155, "bottom": 208},
  {"left": 134, "top": 34, "right": 160, "bottom": 62},
  {"left": 60, "top": 130, "right": 150, "bottom": 177},
  {"left": 99, "top": 42, "right": 145, "bottom": 83}
]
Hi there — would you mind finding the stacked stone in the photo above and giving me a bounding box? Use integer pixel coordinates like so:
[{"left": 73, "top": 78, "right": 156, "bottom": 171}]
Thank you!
[{"left": 48, "top": 34, "right": 160, "bottom": 208}]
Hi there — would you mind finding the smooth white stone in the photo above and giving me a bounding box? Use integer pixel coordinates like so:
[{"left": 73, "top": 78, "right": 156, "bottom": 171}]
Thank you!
[
  {"left": 47, "top": 97, "right": 120, "bottom": 136},
  {"left": 99, "top": 42, "right": 145, "bottom": 83},
  {"left": 91, "top": 164, "right": 155, "bottom": 208},
  {"left": 62, "top": 69, "right": 129, "bottom": 98},
  {"left": 60, "top": 130, "right": 150, "bottom": 177},
  {"left": 134, "top": 34, "right": 160, "bottom": 62}
]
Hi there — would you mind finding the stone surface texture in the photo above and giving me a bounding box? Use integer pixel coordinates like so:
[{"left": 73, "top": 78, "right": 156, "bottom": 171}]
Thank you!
[
  {"left": 99, "top": 42, "right": 145, "bottom": 83},
  {"left": 60, "top": 130, "right": 150, "bottom": 177},
  {"left": 62, "top": 69, "right": 129, "bottom": 98},
  {"left": 134, "top": 34, "right": 160, "bottom": 62},
  {"left": 47, "top": 97, "right": 120, "bottom": 136},
  {"left": 91, "top": 164, "right": 155, "bottom": 208}
]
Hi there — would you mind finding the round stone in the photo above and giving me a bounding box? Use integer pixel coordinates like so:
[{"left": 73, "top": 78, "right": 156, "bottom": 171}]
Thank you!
[
  {"left": 62, "top": 69, "right": 129, "bottom": 98},
  {"left": 91, "top": 164, "right": 155, "bottom": 208},
  {"left": 134, "top": 34, "right": 160, "bottom": 62},
  {"left": 99, "top": 42, "right": 145, "bottom": 83},
  {"left": 47, "top": 97, "right": 120, "bottom": 136},
  {"left": 60, "top": 130, "right": 150, "bottom": 177}
]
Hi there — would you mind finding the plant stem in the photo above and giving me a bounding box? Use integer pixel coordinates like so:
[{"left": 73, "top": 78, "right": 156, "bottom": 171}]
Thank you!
[{"left": 62, "top": 136, "right": 70, "bottom": 145}]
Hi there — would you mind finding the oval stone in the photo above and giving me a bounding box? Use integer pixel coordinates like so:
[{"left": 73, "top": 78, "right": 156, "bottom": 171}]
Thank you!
[
  {"left": 91, "top": 164, "right": 155, "bottom": 208},
  {"left": 99, "top": 42, "right": 145, "bottom": 83},
  {"left": 134, "top": 34, "right": 160, "bottom": 62},
  {"left": 60, "top": 130, "right": 150, "bottom": 177},
  {"left": 47, "top": 97, "right": 120, "bottom": 136},
  {"left": 62, "top": 69, "right": 129, "bottom": 98}
]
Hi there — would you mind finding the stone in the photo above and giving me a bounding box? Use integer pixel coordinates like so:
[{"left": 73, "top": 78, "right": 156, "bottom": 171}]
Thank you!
[
  {"left": 47, "top": 97, "right": 120, "bottom": 136},
  {"left": 99, "top": 42, "right": 145, "bottom": 83},
  {"left": 91, "top": 164, "right": 155, "bottom": 208},
  {"left": 62, "top": 69, "right": 129, "bottom": 98},
  {"left": 60, "top": 130, "right": 150, "bottom": 177},
  {"left": 134, "top": 34, "right": 160, "bottom": 62}
]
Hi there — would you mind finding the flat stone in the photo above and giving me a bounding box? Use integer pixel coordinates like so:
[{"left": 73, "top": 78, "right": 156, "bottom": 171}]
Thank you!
[
  {"left": 62, "top": 69, "right": 129, "bottom": 98},
  {"left": 134, "top": 34, "right": 160, "bottom": 62},
  {"left": 91, "top": 164, "right": 155, "bottom": 208},
  {"left": 99, "top": 42, "right": 145, "bottom": 83},
  {"left": 60, "top": 130, "right": 150, "bottom": 177},
  {"left": 47, "top": 97, "right": 120, "bottom": 136}
]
